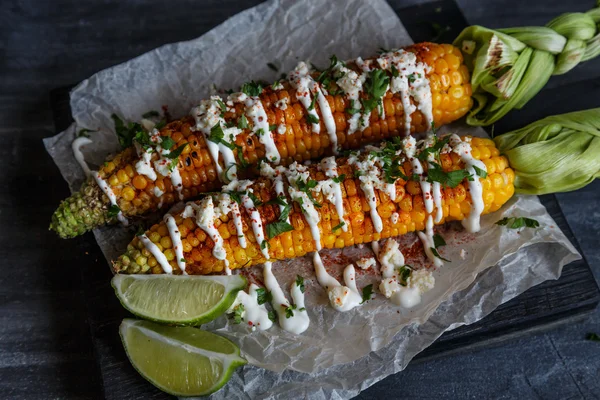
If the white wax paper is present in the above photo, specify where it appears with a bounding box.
[43,0,581,398]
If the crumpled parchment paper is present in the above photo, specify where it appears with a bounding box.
[43,0,581,398]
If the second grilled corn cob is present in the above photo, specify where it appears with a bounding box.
[51,42,473,238]
[113,135,513,275]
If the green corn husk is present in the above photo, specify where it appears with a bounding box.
[495,109,600,195]
[455,4,600,126]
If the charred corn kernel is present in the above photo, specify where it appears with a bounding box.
[122,187,135,201]
[109,175,120,186]
[114,135,515,275]
[132,175,147,190]
[117,169,129,183]
[52,43,473,239]
[149,231,161,243]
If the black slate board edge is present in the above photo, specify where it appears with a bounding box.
[48,0,600,397]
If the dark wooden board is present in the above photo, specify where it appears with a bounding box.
[48,0,600,398]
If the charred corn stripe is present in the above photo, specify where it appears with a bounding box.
[114,136,512,275]
[52,42,472,239]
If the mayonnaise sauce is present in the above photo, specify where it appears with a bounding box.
[72,136,92,177]
[228,284,273,331]
[450,135,487,233]
[164,214,187,274]
[92,171,128,226]
[139,234,172,274]
[263,262,309,334]
[416,215,444,268]
[312,252,363,312]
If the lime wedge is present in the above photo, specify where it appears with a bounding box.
[120,319,246,396]
[112,274,246,325]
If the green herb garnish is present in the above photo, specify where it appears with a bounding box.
[496,217,540,229]
[360,284,374,304]
[107,204,121,218]
[256,288,273,305]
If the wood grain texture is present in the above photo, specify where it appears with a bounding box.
[2,0,600,399]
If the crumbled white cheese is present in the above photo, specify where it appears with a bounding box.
[356,257,376,270]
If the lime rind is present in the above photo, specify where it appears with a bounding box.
[119,319,246,397]
[112,274,247,326]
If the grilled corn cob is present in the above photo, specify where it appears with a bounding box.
[52,43,473,239]
[113,135,513,275]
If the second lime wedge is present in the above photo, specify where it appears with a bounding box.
[112,274,246,325]
[120,319,246,396]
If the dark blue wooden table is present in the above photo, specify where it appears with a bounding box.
[1,0,599,398]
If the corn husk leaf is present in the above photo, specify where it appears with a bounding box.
[498,27,566,54]
[495,109,600,195]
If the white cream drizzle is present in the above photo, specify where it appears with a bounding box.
[191,96,241,182]
[182,197,227,263]
[228,284,273,331]
[243,95,280,163]
[263,262,309,334]
[374,240,436,308]
[312,252,363,312]
[164,214,187,274]
[377,49,433,133]
[139,234,172,274]
[450,135,487,233]
[92,171,128,226]
[317,157,347,231]
[417,215,444,268]
[288,62,338,152]
[229,199,247,248]
[72,136,92,177]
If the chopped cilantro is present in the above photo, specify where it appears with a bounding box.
[160,136,175,150]
[306,113,320,124]
[207,124,236,150]
[216,99,227,116]
[180,258,188,263]
[266,221,294,239]
[362,69,389,114]
[164,143,188,159]
[135,226,145,236]
[417,136,449,162]
[295,275,305,293]
[107,204,121,218]
[391,64,399,78]
[155,120,167,130]
[332,174,346,183]
[496,217,540,230]
[112,114,144,148]
[332,221,345,232]
[268,311,276,322]
[238,114,248,129]
[427,162,470,188]
[247,192,262,206]
[232,304,244,324]
[225,190,244,204]
[430,247,451,262]
[473,165,488,178]
[241,81,263,97]
[260,240,270,250]
[284,304,296,318]
[397,265,412,286]
[433,233,446,248]
[255,288,273,305]
[269,124,277,131]
[308,94,317,111]
[360,284,374,304]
